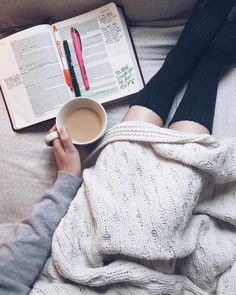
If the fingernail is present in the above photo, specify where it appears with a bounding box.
[60,126,66,134]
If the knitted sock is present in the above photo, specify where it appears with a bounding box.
[170,4,236,133]
[130,0,236,124]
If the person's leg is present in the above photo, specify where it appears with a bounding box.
[122,106,209,133]
[122,106,164,127]
[169,121,210,134]
[169,4,236,135]
[128,0,236,126]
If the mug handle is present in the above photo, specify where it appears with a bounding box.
[44,131,60,146]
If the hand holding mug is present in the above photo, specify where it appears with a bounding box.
[48,125,82,177]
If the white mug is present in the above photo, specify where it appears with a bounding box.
[44,97,107,146]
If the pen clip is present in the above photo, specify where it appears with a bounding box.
[78,32,82,51]
[74,28,82,51]
[56,40,63,57]
[63,40,72,63]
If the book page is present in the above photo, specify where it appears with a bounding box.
[53,2,143,104]
[0,25,71,129]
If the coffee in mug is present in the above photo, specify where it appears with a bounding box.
[65,108,102,143]
[44,97,107,146]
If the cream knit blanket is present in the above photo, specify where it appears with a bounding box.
[32,121,236,295]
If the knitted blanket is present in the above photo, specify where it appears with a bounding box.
[31,121,236,295]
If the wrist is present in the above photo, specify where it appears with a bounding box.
[58,165,82,178]
[58,170,82,179]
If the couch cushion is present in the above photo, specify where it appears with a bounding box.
[0,0,197,30]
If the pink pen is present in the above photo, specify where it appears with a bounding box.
[71,27,90,90]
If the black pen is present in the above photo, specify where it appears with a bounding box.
[63,40,81,97]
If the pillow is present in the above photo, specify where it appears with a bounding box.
[0,0,197,30]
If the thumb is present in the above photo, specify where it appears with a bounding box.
[59,126,75,152]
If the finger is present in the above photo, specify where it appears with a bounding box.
[59,126,75,153]
[49,124,57,133]
[52,138,65,155]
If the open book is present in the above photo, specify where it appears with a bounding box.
[0,2,144,130]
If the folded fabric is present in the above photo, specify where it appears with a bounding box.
[32,121,236,295]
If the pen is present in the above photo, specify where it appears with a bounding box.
[63,40,81,97]
[52,26,73,91]
[71,27,90,90]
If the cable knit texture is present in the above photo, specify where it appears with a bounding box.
[31,121,236,295]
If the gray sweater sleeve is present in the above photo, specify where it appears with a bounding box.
[0,171,82,295]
